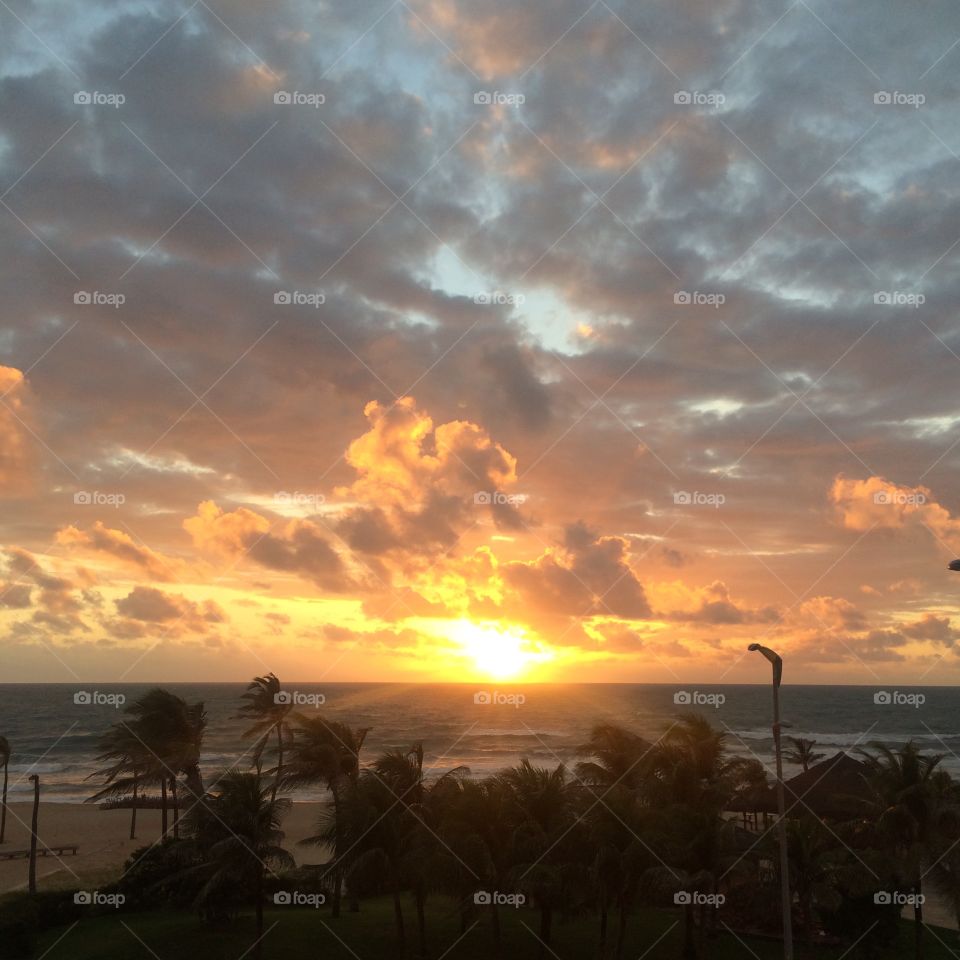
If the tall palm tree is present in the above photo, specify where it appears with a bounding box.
[126,689,207,838]
[784,737,824,773]
[857,742,949,960]
[86,721,152,839]
[185,771,293,960]
[372,743,470,959]
[237,674,292,803]
[0,736,9,844]
[284,717,369,918]
[499,760,584,958]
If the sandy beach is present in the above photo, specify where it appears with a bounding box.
[0,802,327,895]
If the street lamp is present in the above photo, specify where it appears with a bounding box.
[748,643,793,960]
[948,559,960,571]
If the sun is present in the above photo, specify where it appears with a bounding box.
[449,620,550,680]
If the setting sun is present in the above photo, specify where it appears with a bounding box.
[446,620,552,680]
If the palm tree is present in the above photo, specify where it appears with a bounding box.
[237,674,293,803]
[128,689,207,838]
[372,743,470,959]
[284,717,369,918]
[86,721,152,839]
[857,742,949,960]
[499,760,584,958]
[0,736,9,844]
[784,737,824,773]
[576,723,652,791]
[185,771,293,960]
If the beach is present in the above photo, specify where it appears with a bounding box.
[0,802,327,895]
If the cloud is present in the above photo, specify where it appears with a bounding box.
[830,475,960,544]
[0,366,33,494]
[55,522,184,581]
[114,585,226,632]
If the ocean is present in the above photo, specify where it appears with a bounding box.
[0,683,955,802]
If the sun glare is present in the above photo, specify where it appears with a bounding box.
[449,620,549,680]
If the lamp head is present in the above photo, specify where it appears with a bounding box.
[949,559,960,571]
[748,643,783,687]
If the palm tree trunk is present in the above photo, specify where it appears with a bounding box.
[539,905,552,958]
[130,770,138,840]
[255,865,264,960]
[272,725,283,804]
[914,880,924,960]
[392,878,406,947]
[170,777,180,839]
[598,889,608,959]
[331,784,342,919]
[0,758,7,844]
[415,884,428,959]
[615,899,628,960]
[160,777,168,838]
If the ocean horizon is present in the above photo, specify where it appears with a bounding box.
[1,681,954,803]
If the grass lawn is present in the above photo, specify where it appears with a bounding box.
[33,896,960,960]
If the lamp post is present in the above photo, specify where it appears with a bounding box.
[748,643,793,960]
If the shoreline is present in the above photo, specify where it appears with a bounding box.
[0,801,327,895]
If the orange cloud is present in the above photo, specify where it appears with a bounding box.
[830,474,960,544]
[55,522,183,581]
[0,366,33,494]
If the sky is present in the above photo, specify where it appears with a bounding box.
[1,0,960,685]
